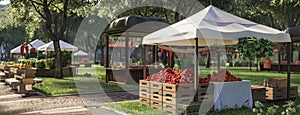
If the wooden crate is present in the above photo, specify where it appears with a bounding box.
[290,85,298,98]
[163,90,195,98]
[150,81,163,90]
[266,87,287,100]
[163,96,193,105]
[264,78,287,88]
[139,90,150,98]
[163,83,194,93]
[251,85,266,102]
[150,100,163,109]
[150,88,163,95]
[150,94,163,101]
[139,97,150,106]
[21,73,36,78]
[139,80,150,88]
[0,65,13,71]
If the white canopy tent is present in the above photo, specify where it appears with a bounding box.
[37,40,78,51]
[143,5,290,46]
[74,50,88,56]
[142,5,292,103]
[10,39,46,54]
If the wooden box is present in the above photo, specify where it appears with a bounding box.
[139,80,150,88]
[150,100,163,109]
[150,94,163,102]
[21,73,36,78]
[251,85,266,102]
[290,85,298,98]
[139,90,150,98]
[139,97,150,106]
[266,87,287,100]
[264,78,287,88]
[163,83,194,93]
[150,81,163,90]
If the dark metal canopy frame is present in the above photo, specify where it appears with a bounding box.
[285,27,300,100]
[104,16,169,84]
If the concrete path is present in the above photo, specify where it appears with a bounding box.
[0,81,138,115]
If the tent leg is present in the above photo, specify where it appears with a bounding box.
[194,38,199,102]
[287,42,291,100]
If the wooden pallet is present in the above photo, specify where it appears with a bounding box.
[163,83,194,93]
[139,97,150,106]
[150,100,163,109]
[139,80,150,88]
[251,85,266,102]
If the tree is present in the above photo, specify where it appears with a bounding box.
[253,39,274,72]
[8,0,98,78]
[236,37,257,71]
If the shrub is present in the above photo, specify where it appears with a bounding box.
[46,58,55,69]
[29,59,37,67]
[61,50,71,67]
[36,60,45,69]
[37,53,46,60]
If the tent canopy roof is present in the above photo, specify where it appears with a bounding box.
[74,50,88,56]
[142,5,291,46]
[107,16,169,35]
[10,39,46,54]
[37,40,78,51]
[284,27,300,42]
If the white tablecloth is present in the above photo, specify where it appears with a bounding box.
[212,80,253,111]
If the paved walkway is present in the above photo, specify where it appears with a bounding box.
[0,82,138,115]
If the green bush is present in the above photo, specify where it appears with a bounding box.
[46,58,55,69]
[29,59,37,67]
[36,60,45,69]
[47,52,55,58]
[37,53,46,60]
[61,50,71,67]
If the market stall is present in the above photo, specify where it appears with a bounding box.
[73,50,88,66]
[142,5,291,112]
[10,39,46,60]
[104,16,169,84]
[265,27,300,73]
[37,40,78,51]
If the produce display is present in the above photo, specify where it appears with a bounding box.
[0,62,14,65]
[145,68,242,84]
[199,69,242,83]
[13,64,32,68]
[144,68,194,85]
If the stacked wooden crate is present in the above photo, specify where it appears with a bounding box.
[198,83,214,111]
[162,83,194,114]
[9,68,37,93]
[149,81,163,109]
[251,85,266,102]
[264,78,298,100]
[139,80,150,106]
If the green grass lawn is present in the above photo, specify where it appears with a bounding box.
[33,66,138,96]
[103,99,300,115]
[33,66,300,95]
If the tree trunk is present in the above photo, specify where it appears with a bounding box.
[256,57,259,72]
[249,59,252,71]
[53,40,63,79]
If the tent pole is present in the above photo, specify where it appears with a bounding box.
[143,45,147,79]
[125,32,129,84]
[287,42,291,100]
[194,38,199,102]
[217,48,221,70]
[105,33,109,83]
